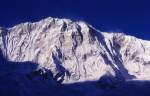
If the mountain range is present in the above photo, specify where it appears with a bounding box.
[0,17,150,96]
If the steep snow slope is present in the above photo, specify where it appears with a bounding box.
[0,17,150,83]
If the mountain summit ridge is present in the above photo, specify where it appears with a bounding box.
[0,17,150,83]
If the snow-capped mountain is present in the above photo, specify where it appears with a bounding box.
[0,17,150,84]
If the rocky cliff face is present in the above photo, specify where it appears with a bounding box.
[0,17,150,84]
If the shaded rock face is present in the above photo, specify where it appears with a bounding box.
[0,17,150,84]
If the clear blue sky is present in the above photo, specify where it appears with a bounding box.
[0,0,150,40]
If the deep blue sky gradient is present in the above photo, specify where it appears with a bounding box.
[0,0,150,40]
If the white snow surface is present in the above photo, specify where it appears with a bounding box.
[0,17,150,83]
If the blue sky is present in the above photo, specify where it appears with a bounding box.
[0,0,150,40]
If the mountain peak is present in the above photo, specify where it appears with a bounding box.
[0,17,150,84]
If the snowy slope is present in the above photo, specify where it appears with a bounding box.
[0,17,150,84]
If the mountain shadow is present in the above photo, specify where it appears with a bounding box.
[0,49,150,96]
[0,49,56,96]
[89,27,135,80]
